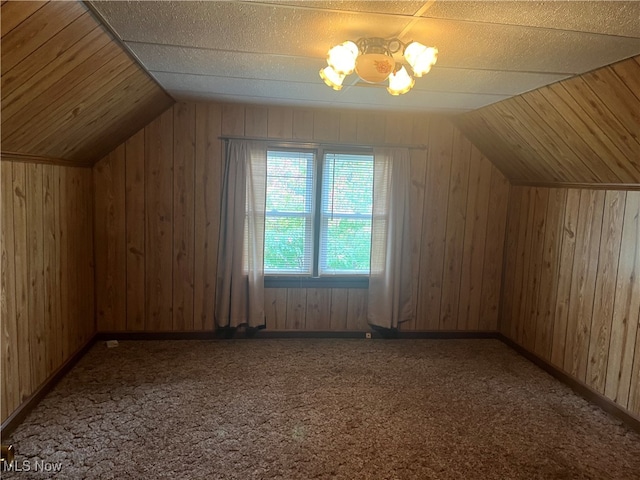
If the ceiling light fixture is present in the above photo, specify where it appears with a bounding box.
[319,37,437,95]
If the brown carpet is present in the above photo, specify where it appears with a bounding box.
[3,339,640,479]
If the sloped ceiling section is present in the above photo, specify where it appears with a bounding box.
[455,55,640,187]
[1,0,174,167]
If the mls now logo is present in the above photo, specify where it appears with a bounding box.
[2,459,63,473]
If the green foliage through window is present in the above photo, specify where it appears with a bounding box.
[264,149,373,276]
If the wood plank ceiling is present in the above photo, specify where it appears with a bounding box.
[455,55,640,187]
[1,0,174,167]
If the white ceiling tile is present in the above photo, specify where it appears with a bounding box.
[405,17,640,73]
[136,44,567,95]
[153,71,508,112]
[412,68,570,95]
[136,42,570,96]
[168,90,471,114]
[422,1,640,38]
[90,1,640,113]
[129,43,324,83]
[93,1,413,57]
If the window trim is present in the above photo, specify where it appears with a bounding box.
[264,143,373,286]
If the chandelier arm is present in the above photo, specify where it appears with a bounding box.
[387,38,406,54]
[354,37,412,55]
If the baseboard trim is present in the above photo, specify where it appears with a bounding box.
[96,330,500,340]
[497,334,640,434]
[96,331,219,341]
[1,334,98,437]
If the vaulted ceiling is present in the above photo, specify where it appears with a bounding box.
[1,1,639,188]
[455,55,640,186]
[1,0,173,166]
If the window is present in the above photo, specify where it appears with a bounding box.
[264,150,314,275]
[264,148,374,286]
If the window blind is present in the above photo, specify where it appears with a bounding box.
[320,153,374,275]
[264,150,315,274]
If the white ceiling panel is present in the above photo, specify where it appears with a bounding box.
[93,1,413,57]
[132,42,569,96]
[405,17,640,73]
[411,68,570,96]
[153,71,509,112]
[422,1,640,38]
[168,91,470,115]
[89,1,640,113]
[129,43,326,83]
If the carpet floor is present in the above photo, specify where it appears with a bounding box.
[3,339,640,479]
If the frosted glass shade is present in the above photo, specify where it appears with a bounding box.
[319,66,345,90]
[404,42,438,77]
[387,66,414,95]
[327,41,359,75]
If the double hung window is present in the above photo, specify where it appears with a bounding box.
[264,148,374,286]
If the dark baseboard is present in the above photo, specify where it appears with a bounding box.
[252,330,498,339]
[393,331,498,339]
[96,330,500,340]
[497,334,640,434]
[96,331,220,341]
[1,334,98,437]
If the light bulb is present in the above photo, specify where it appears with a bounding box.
[319,66,345,90]
[404,42,438,77]
[387,66,414,95]
[326,41,359,75]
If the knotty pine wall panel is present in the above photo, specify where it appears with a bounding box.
[1,160,94,424]
[501,187,640,417]
[94,102,510,333]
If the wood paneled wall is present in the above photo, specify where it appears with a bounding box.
[501,186,640,417]
[455,55,640,186]
[1,160,95,423]
[94,102,510,332]
[1,0,173,166]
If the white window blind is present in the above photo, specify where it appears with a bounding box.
[320,153,374,275]
[264,150,315,274]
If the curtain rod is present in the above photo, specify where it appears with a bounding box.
[219,135,427,151]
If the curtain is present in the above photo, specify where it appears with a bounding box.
[368,147,413,329]
[215,140,267,328]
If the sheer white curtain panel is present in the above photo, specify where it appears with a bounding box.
[368,147,413,329]
[215,140,267,328]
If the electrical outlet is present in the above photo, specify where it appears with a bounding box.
[365,332,372,339]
